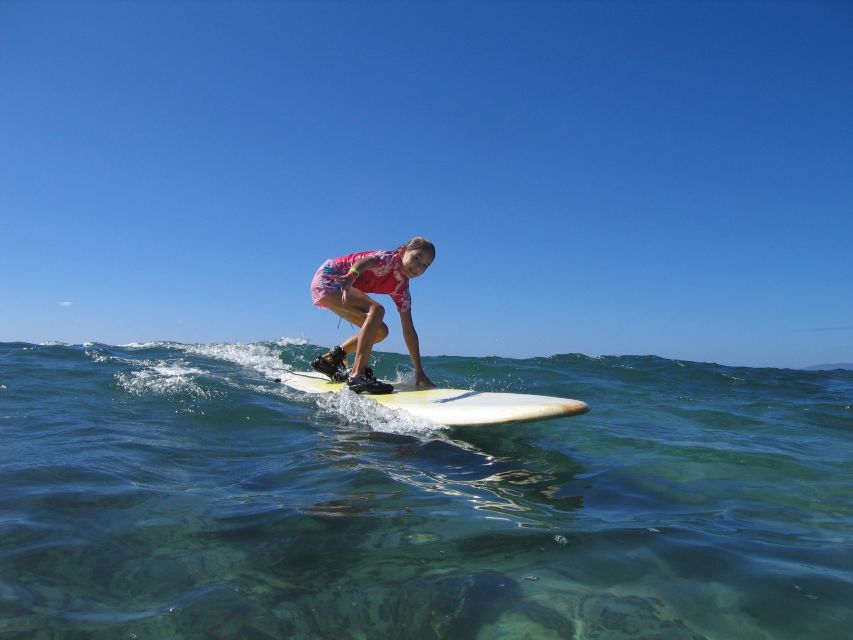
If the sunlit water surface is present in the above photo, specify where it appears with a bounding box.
[1,341,851,639]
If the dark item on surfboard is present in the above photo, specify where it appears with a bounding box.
[346,367,394,395]
[311,346,349,381]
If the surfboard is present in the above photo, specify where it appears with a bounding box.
[280,370,589,427]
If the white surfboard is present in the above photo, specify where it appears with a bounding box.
[281,371,588,427]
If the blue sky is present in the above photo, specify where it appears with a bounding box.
[1,1,851,369]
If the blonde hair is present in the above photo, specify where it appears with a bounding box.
[400,236,436,258]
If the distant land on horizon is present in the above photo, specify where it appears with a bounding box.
[804,363,853,371]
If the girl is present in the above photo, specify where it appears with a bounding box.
[309,237,436,394]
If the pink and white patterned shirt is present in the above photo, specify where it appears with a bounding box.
[311,249,412,313]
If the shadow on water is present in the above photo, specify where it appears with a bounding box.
[172,427,589,638]
[338,425,589,527]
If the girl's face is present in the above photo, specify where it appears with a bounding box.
[401,248,434,278]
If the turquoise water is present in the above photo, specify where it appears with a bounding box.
[1,340,851,639]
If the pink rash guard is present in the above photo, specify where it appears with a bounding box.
[310,249,412,313]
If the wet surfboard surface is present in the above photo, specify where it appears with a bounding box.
[281,370,589,427]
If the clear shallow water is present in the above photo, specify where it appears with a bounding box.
[1,340,851,639]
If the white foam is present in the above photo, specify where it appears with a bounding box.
[85,349,111,364]
[120,341,179,349]
[182,342,291,381]
[392,368,418,386]
[315,388,443,437]
[85,347,143,366]
[116,360,210,398]
[114,338,443,434]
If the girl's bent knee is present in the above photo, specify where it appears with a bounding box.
[377,323,389,341]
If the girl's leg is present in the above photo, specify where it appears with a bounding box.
[317,289,389,377]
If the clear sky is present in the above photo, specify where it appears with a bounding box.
[1,1,851,369]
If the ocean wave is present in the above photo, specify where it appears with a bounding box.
[115,360,213,399]
[181,341,292,382]
[2,340,852,639]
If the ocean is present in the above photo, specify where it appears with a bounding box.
[1,340,851,639]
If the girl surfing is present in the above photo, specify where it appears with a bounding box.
[309,237,436,394]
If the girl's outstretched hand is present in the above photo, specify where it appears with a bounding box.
[416,370,436,388]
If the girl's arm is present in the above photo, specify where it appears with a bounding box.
[399,309,435,388]
[331,256,378,303]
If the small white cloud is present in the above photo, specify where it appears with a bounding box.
[58,301,73,307]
